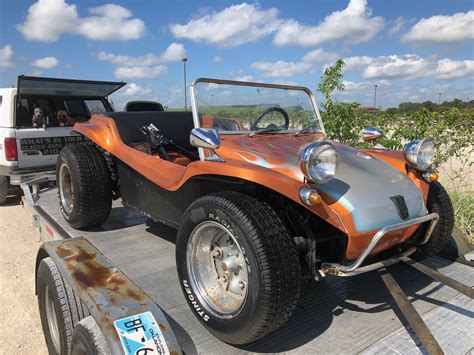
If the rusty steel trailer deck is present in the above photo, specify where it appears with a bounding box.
[23,180,474,354]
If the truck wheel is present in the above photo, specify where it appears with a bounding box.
[176,191,301,345]
[37,257,90,354]
[70,316,110,355]
[0,175,8,204]
[57,144,112,229]
[414,181,455,259]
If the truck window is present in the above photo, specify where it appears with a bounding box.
[84,100,107,115]
[15,98,30,127]
[65,100,88,118]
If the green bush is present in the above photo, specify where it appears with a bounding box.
[319,60,474,167]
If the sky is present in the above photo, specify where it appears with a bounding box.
[0,0,473,109]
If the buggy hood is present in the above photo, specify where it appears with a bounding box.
[218,135,427,233]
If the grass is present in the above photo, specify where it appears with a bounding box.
[449,189,474,243]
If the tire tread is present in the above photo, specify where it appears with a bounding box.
[415,181,454,259]
[184,191,301,344]
[57,144,112,228]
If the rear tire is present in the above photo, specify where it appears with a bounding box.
[0,175,8,204]
[176,191,301,345]
[70,316,110,355]
[57,144,112,229]
[414,181,454,259]
[37,257,90,354]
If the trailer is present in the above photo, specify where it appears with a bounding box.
[21,176,474,354]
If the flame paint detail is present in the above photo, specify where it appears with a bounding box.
[225,137,310,181]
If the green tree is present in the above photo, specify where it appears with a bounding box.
[317,59,365,146]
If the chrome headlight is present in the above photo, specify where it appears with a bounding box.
[299,142,338,184]
[403,139,435,170]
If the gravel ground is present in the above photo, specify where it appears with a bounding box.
[0,196,48,354]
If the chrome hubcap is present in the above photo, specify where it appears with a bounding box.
[186,221,248,319]
[45,285,60,351]
[59,163,74,214]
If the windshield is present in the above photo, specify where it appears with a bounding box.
[193,80,322,134]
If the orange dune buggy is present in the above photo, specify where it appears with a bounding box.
[56,78,453,345]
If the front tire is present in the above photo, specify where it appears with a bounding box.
[57,144,112,229]
[176,191,301,345]
[414,181,454,259]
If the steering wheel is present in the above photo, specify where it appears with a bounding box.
[250,107,290,131]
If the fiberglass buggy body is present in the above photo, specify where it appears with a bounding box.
[55,78,454,345]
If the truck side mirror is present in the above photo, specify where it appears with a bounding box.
[362,127,384,142]
[190,128,221,149]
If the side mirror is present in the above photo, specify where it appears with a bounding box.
[190,128,221,149]
[362,127,384,142]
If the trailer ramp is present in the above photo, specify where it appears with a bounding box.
[30,188,474,354]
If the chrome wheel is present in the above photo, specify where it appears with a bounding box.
[45,285,60,351]
[187,221,249,319]
[59,163,74,214]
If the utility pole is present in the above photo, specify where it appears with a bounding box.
[438,92,441,105]
[182,57,188,111]
[374,85,378,108]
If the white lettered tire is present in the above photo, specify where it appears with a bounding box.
[176,192,301,345]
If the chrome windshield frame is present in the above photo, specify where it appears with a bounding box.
[190,78,326,160]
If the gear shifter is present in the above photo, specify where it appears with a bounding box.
[140,124,170,160]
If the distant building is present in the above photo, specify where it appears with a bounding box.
[356,106,380,113]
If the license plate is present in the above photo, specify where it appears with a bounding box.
[114,311,170,355]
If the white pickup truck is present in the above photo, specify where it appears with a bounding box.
[0,75,125,203]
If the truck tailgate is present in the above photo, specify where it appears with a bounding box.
[15,127,86,169]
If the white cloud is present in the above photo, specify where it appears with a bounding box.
[213,56,223,63]
[343,54,474,81]
[160,43,186,62]
[32,56,59,69]
[97,43,185,66]
[0,45,14,71]
[251,48,339,78]
[251,60,312,78]
[402,10,474,43]
[361,54,431,80]
[170,3,281,47]
[204,83,221,91]
[273,0,385,46]
[218,90,232,97]
[97,52,160,67]
[342,80,368,91]
[388,16,405,36]
[77,4,145,41]
[341,79,389,92]
[97,43,185,80]
[114,65,167,80]
[434,59,474,80]
[342,55,373,72]
[301,48,339,63]
[17,0,145,42]
[121,83,152,96]
[234,75,253,82]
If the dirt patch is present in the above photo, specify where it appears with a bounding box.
[0,196,47,354]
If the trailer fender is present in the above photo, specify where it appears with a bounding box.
[39,237,182,354]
